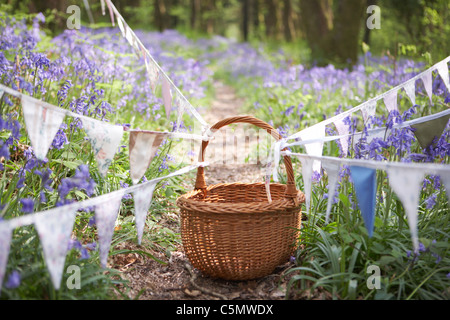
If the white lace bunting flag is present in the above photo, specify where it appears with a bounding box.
[34,210,76,290]
[333,117,350,156]
[144,56,160,94]
[421,70,433,105]
[22,96,66,161]
[129,130,167,184]
[403,81,416,106]
[95,191,124,268]
[0,223,12,291]
[322,160,341,223]
[297,124,325,174]
[383,89,398,114]
[100,0,106,15]
[161,76,173,119]
[361,100,377,124]
[297,156,314,212]
[436,61,450,93]
[105,0,115,26]
[132,182,157,244]
[81,117,124,177]
[440,172,450,202]
[387,167,425,252]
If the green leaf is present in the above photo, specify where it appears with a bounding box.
[377,255,397,266]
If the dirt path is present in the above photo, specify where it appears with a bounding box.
[111,82,303,300]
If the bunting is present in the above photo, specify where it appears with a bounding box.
[21,96,66,161]
[81,117,124,177]
[441,174,450,203]
[100,0,106,16]
[403,80,416,106]
[0,223,12,291]
[296,123,325,173]
[132,182,157,244]
[361,100,377,124]
[421,70,433,105]
[436,61,450,93]
[333,117,350,156]
[34,210,76,290]
[129,130,167,184]
[161,76,173,119]
[95,191,125,268]
[174,92,187,132]
[322,160,340,223]
[387,167,425,252]
[383,89,398,114]
[298,156,314,212]
[349,166,377,237]
[410,113,450,149]
[105,0,115,26]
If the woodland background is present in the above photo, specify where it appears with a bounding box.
[7,0,450,68]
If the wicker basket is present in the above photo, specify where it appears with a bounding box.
[176,115,305,280]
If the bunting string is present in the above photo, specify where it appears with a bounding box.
[105,0,210,130]
[286,56,450,141]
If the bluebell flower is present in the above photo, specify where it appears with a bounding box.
[20,198,34,213]
[5,270,21,289]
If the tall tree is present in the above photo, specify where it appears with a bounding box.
[299,0,366,67]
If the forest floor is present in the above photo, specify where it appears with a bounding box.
[110,82,326,300]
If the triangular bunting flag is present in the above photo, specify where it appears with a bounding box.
[95,191,124,268]
[441,173,450,203]
[129,131,166,184]
[161,76,172,119]
[363,128,390,145]
[361,101,377,124]
[0,223,12,291]
[132,182,157,244]
[383,89,398,114]
[297,156,314,212]
[174,93,186,132]
[22,96,66,160]
[322,161,340,224]
[436,61,450,93]
[349,166,377,237]
[117,16,126,37]
[297,124,325,173]
[403,81,416,106]
[144,57,159,93]
[333,117,350,156]
[105,0,115,26]
[387,167,425,252]
[100,0,106,15]
[81,117,124,177]
[34,210,76,290]
[124,25,140,57]
[421,70,433,105]
[410,114,450,149]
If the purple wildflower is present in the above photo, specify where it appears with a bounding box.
[5,270,21,289]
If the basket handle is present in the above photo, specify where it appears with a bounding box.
[195,115,298,201]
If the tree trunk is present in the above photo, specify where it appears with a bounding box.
[265,0,277,38]
[299,0,333,64]
[242,0,250,41]
[299,0,365,67]
[282,0,295,41]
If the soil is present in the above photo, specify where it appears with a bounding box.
[110,82,322,300]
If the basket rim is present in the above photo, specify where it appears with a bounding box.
[176,182,305,215]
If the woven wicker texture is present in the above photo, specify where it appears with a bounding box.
[176,115,305,280]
